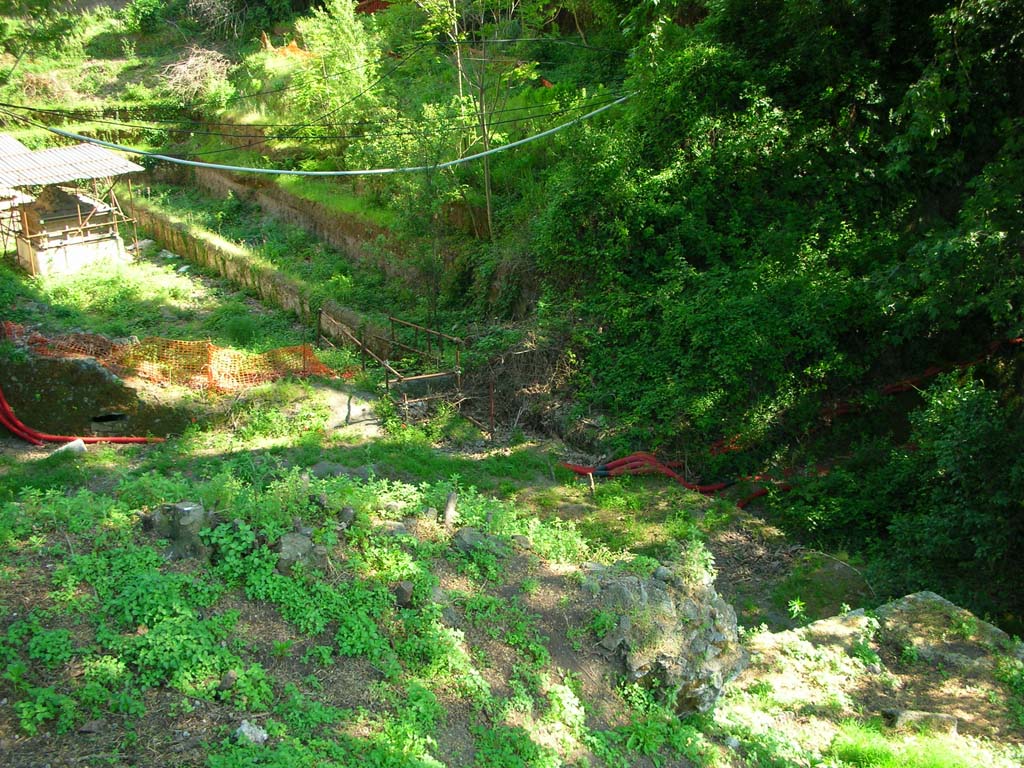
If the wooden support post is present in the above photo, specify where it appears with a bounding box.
[489,379,495,435]
[126,178,141,254]
[207,342,215,389]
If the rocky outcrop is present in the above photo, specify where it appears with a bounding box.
[591,557,747,713]
[452,526,509,557]
[142,501,216,561]
[874,591,1024,671]
[274,531,328,574]
[0,356,194,437]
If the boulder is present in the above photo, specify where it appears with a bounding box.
[393,580,415,608]
[884,708,958,735]
[275,532,327,574]
[452,527,508,556]
[235,720,268,745]
[337,506,356,530]
[593,555,747,713]
[374,520,409,537]
[875,591,1023,671]
[53,439,87,455]
[142,502,215,561]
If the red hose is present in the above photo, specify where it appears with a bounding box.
[0,396,44,445]
[563,339,1024,510]
[0,386,164,445]
[561,451,733,495]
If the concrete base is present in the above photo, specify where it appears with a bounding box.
[15,234,130,276]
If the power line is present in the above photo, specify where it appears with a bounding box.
[0,90,628,139]
[5,95,630,177]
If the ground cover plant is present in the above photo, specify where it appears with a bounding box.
[1,0,1024,764]
[3,254,1024,768]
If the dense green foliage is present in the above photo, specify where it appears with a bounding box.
[523,0,1024,618]
[1,0,1021,639]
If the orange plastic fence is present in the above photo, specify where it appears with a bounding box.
[1,321,341,392]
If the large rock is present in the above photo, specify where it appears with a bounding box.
[593,556,747,713]
[275,532,328,574]
[142,502,215,561]
[452,527,508,556]
[874,591,1024,671]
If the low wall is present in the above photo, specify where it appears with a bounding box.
[191,168,408,279]
[131,200,391,358]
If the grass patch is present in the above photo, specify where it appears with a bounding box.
[277,176,397,228]
[829,721,987,768]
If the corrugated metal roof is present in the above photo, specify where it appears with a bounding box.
[0,134,30,155]
[0,143,144,187]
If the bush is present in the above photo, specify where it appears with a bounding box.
[880,374,1024,610]
[123,0,177,33]
[161,46,235,107]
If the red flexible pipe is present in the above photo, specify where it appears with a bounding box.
[566,340,1024,509]
[561,451,732,494]
[0,386,164,445]
[0,399,43,445]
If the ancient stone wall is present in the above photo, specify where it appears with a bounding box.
[130,200,391,358]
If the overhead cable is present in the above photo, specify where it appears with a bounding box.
[26,95,630,176]
[0,91,627,140]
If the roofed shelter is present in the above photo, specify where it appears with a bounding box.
[0,137,144,276]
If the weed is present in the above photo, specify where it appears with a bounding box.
[26,628,74,670]
[590,610,618,640]
[15,687,78,735]
[472,724,559,768]
[567,626,587,652]
[900,644,920,665]
[514,578,538,598]
[851,638,882,668]
[546,682,586,735]
[615,554,661,578]
[850,616,882,667]
[995,656,1024,727]
[788,597,809,624]
[949,615,978,641]
[828,720,987,768]
[271,640,295,658]
[303,644,335,666]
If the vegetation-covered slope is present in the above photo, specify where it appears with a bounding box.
[0,0,1022,687]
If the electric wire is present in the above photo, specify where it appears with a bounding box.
[0,94,631,176]
[0,89,629,139]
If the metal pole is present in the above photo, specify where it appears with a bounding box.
[127,178,141,254]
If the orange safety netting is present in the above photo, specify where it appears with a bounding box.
[1,321,341,392]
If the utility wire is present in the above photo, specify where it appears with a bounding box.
[0,90,628,138]
[4,95,631,177]
[181,90,629,157]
